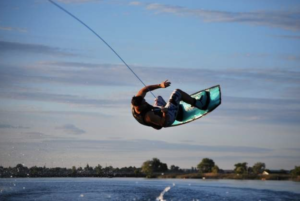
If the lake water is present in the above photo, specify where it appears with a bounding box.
[0,178,299,201]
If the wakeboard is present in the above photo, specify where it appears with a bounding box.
[170,85,221,127]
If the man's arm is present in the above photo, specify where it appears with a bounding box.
[135,80,171,98]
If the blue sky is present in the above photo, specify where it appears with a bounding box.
[0,0,299,170]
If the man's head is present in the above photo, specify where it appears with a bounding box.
[131,96,144,107]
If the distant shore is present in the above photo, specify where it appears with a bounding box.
[1,172,299,182]
[1,162,299,182]
[157,172,300,182]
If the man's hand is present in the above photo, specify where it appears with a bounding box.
[160,80,171,88]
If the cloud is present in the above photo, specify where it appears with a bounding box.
[272,35,300,40]
[0,90,125,108]
[284,148,300,152]
[0,62,136,88]
[0,60,299,124]
[137,139,272,153]
[1,88,299,124]
[38,138,272,153]
[0,26,27,33]
[0,41,77,57]
[0,124,29,129]
[231,52,300,62]
[129,1,141,6]
[282,55,300,61]
[218,96,300,124]
[196,154,300,161]
[130,2,300,31]
[1,138,297,169]
[3,61,299,88]
[28,110,112,118]
[56,0,100,3]
[1,61,299,91]
[0,61,299,124]
[56,124,86,135]
[146,3,183,14]
[22,132,51,139]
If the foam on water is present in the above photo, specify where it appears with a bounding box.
[156,186,171,201]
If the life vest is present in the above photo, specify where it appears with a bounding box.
[132,103,163,130]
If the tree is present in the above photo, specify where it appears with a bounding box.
[170,165,181,172]
[151,158,168,172]
[71,166,77,176]
[252,162,265,174]
[16,164,24,169]
[291,166,300,176]
[134,169,140,175]
[141,160,153,178]
[30,166,39,177]
[197,158,215,173]
[234,162,248,174]
[16,164,26,172]
[95,164,103,176]
[103,166,114,174]
[247,167,253,174]
[141,158,168,178]
[84,164,93,172]
[212,165,219,173]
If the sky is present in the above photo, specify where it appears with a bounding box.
[0,0,299,170]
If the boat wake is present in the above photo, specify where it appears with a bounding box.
[156,186,171,201]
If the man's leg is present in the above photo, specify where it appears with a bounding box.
[176,89,194,105]
[176,89,209,110]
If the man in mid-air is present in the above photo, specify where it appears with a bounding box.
[131,80,209,130]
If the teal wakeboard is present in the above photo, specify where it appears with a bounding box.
[170,85,221,127]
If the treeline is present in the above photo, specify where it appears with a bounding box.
[1,158,300,180]
[0,164,144,178]
[146,158,300,181]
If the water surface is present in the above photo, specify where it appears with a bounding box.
[0,178,299,201]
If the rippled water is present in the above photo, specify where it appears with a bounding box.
[0,178,299,201]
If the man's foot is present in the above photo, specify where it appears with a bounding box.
[194,91,210,110]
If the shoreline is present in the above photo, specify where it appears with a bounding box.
[158,173,300,182]
[1,174,299,182]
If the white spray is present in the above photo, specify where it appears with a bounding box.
[156,186,171,201]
